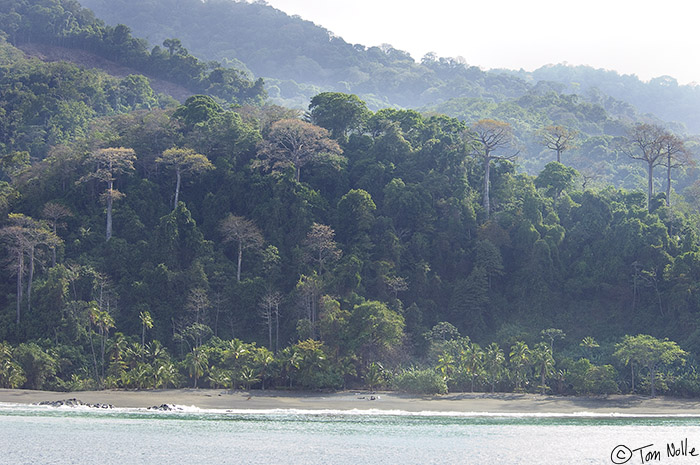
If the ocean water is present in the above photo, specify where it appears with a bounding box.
[1,403,700,464]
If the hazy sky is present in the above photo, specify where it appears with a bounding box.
[264,0,699,85]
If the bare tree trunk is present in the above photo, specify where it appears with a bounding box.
[51,224,57,267]
[631,363,635,393]
[27,245,34,315]
[647,162,654,210]
[106,181,113,241]
[666,153,672,207]
[540,368,546,395]
[16,249,23,325]
[214,295,220,337]
[89,327,98,383]
[100,327,106,384]
[174,169,181,210]
[275,303,279,354]
[237,240,242,282]
[311,292,317,339]
[268,311,273,350]
[483,156,491,218]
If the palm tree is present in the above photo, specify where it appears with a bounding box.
[89,305,114,387]
[154,360,178,389]
[207,367,232,389]
[128,363,152,389]
[460,341,484,393]
[532,342,555,395]
[437,352,456,385]
[483,343,504,393]
[364,362,385,391]
[509,341,531,392]
[0,342,25,388]
[254,348,275,390]
[186,347,208,388]
[238,366,260,391]
[580,336,600,361]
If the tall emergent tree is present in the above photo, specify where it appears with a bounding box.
[259,291,281,352]
[614,334,686,397]
[659,132,690,207]
[41,202,72,267]
[156,147,213,210]
[255,119,342,182]
[0,214,60,324]
[304,223,341,275]
[219,214,264,282]
[623,123,667,210]
[79,147,136,240]
[467,119,518,218]
[537,125,578,163]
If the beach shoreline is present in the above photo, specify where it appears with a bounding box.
[2,388,700,415]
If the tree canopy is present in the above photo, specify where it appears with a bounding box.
[0,0,700,397]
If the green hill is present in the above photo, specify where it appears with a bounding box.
[79,0,700,134]
[0,0,699,397]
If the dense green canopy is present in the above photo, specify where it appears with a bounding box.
[0,1,699,396]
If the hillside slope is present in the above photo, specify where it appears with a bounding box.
[79,0,700,133]
[17,42,193,101]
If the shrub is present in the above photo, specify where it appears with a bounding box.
[393,368,448,395]
[14,342,57,390]
[566,358,618,395]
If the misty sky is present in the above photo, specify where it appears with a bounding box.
[264,0,699,85]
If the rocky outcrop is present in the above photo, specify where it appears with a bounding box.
[36,398,113,409]
[147,404,188,411]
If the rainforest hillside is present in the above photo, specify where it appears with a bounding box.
[0,0,699,397]
[4,0,699,193]
[79,0,700,135]
[0,0,266,106]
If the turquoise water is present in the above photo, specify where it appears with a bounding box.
[1,404,700,464]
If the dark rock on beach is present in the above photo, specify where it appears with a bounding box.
[37,398,113,409]
[147,404,179,411]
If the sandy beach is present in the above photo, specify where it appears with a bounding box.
[2,388,700,414]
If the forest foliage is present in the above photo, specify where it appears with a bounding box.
[79,0,700,135]
[0,0,266,105]
[71,0,700,193]
[1,0,700,396]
